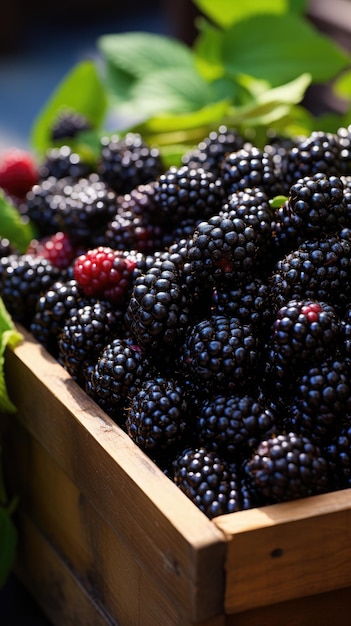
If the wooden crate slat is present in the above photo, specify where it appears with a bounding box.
[5,329,227,623]
[214,492,351,613]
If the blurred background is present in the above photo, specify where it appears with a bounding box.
[0,0,351,153]
[0,0,199,151]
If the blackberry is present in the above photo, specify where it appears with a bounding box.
[270,198,305,260]
[288,172,347,236]
[223,187,274,263]
[281,131,343,189]
[125,256,191,351]
[196,392,278,459]
[212,276,272,333]
[269,233,351,314]
[172,446,243,519]
[220,146,284,198]
[57,301,122,386]
[50,109,92,142]
[38,145,93,181]
[30,278,89,355]
[152,165,225,228]
[97,183,166,253]
[267,299,342,371]
[179,314,258,395]
[185,212,259,288]
[125,376,190,456]
[0,253,61,326]
[284,357,351,445]
[25,174,118,244]
[86,337,148,424]
[243,431,330,503]
[97,133,164,194]
[181,125,247,177]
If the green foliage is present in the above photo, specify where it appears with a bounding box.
[29,0,351,161]
[0,299,22,588]
[0,191,37,253]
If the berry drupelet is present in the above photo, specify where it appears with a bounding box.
[172,446,244,519]
[181,125,247,177]
[125,375,190,457]
[243,431,331,503]
[97,132,164,194]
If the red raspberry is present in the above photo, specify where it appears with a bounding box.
[27,232,82,270]
[74,246,137,304]
[0,147,38,199]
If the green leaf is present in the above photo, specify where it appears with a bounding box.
[135,99,230,136]
[30,60,107,155]
[98,31,196,112]
[98,31,195,79]
[193,19,225,82]
[0,507,17,588]
[333,69,351,103]
[221,14,350,88]
[270,195,288,208]
[0,300,23,414]
[0,191,37,253]
[193,0,307,29]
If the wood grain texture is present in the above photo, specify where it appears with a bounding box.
[214,491,351,613]
[4,328,227,624]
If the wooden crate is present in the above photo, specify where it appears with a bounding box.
[3,326,351,626]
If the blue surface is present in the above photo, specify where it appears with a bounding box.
[0,11,166,152]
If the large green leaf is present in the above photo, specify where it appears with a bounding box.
[0,191,37,253]
[30,60,107,155]
[220,14,350,87]
[193,0,307,29]
[98,31,196,109]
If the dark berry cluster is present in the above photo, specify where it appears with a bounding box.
[3,124,351,519]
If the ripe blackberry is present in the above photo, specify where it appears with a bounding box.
[196,392,278,459]
[125,376,190,456]
[125,256,190,351]
[97,183,166,253]
[243,431,330,503]
[288,172,347,236]
[185,212,259,288]
[86,337,148,424]
[269,233,351,314]
[284,357,351,445]
[0,253,61,326]
[152,165,225,228]
[38,145,93,181]
[25,173,118,244]
[73,246,137,305]
[223,187,274,263]
[281,131,342,188]
[220,146,284,198]
[179,314,258,395]
[270,198,305,260]
[58,301,122,386]
[30,278,89,356]
[181,125,247,177]
[267,299,342,371]
[97,133,164,194]
[50,109,92,142]
[212,276,272,333]
[172,446,243,519]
